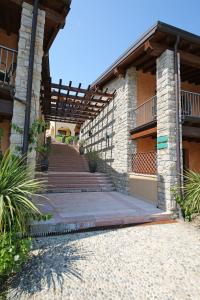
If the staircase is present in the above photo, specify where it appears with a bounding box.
[42,143,115,193]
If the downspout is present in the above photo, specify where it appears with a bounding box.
[22,0,39,157]
[174,36,183,204]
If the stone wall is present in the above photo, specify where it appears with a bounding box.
[10,1,45,167]
[81,67,137,193]
[156,49,182,211]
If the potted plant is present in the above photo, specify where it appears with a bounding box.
[79,139,85,155]
[36,143,51,171]
[86,149,99,173]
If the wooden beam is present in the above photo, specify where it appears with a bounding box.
[131,126,157,140]
[44,82,115,98]
[9,0,65,24]
[183,126,200,139]
[49,92,110,104]
[180,50,200,69]
[144,40,166,57]
[145,41,200,70]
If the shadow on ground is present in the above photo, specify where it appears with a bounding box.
[5,231,103,299]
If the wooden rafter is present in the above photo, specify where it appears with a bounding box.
[41,79,116,124]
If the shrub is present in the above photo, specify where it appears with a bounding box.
[55,135,63,142]
[0,232,31,278]
[173,170,200,221]
[65,136,73,144]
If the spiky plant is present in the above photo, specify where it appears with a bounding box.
[0,151,44,234]
[183,170,200,218]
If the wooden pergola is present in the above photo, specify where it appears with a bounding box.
[40,79,116,124]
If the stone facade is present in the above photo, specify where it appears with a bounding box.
[156,49,182,211]
[10,2,45,166]
[81,67,137,193]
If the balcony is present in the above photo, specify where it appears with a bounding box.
[134,95,157,129]
[133,90,200,133]
[181,90,200,122]
[131,152,157,175]
[0,45,17,88]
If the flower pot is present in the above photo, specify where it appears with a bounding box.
[88,160,97,173]
[41,158,49,172]
[79,146,84,155]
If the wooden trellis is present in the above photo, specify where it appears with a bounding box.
[40,79,116,124]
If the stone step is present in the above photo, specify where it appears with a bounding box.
[46,186,116,193]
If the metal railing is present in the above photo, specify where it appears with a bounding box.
[181,90,200,118]
[135,95,157,127]
[0,45,17,86]
[131,152,157,175]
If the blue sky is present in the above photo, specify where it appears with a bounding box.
[50,0,200,87]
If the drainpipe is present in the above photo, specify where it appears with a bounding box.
[174,36,183,202]
[22,0,39,157]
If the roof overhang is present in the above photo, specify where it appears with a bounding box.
[0,0,71,54]
[92,21,200,87]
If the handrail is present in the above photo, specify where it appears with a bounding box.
[0,45,17,85]
[0,44,17,53]
[181,90,200,118]
[134,95,157,127]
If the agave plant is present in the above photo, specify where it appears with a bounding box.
[184,170,200,217]
[0,151,44,234]
[174,170,200,220]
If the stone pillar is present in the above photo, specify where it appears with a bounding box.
[126,67,137,173]
[156,49,181,211]
[105,67,137,193]
[10,2,45,167]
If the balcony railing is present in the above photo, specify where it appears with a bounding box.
[0,45,17,86]
[135,95,157,128]
[181,90,200,118]
[131,152,157,175]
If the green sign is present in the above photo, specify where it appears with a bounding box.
[157,135,168,150]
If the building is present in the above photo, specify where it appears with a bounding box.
[1,5,200,213]
[80,22,200,211]
[0,0,71,164]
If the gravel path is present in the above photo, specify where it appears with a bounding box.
[7,222,200,300]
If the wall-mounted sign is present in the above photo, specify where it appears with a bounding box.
[157,135,168,150]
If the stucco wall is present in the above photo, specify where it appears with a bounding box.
[129,174,157,204]
[81,67,137,193]
[137,137,156,153]
[181,81,200,93]
[137,71,156,106]
[0,119,11,153]
[0,29,18,50]
[183,141,200,172]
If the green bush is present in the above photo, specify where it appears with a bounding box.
[0,232,31,278]
[55,135,63,142]
[173,170,200,221]
[65,136,73,144]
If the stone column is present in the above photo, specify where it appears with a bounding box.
[156,49,181,211]
[10,2,45,167]
[108,66,137,193]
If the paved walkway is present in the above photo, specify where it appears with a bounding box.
[32,192,171,233]
[7,222,200,299]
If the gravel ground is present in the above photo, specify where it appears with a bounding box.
[6,222,200,300]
